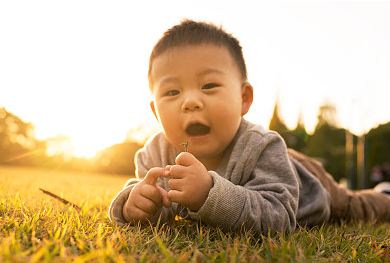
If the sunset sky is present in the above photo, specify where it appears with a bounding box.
[1,1,390,158]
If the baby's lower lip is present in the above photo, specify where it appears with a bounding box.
[187,133,210,141]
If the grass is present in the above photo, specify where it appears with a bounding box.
[1,165,390,262]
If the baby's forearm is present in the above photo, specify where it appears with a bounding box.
[187,171,298,234]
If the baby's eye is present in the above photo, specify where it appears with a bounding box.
[165,90,180,96]
[202,83,219,90]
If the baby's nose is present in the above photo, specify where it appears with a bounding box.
[184,104,201,111]
[182,96,203,112]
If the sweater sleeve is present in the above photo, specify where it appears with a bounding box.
[108,179,139,225]
[187,133,299,234]
[108,133,178,226]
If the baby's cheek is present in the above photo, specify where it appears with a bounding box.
[163,126,182,147]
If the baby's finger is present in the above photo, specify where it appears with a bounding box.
[130,208,153,221]
[139,184,163,205]
[168,165,187,179]
[167,189,184,205]
[135,195,160,214]
[123,199,152,222]
[143,167,169,185]
[168,178,184,191]
[175,152,198,167]
[158,186,171,208]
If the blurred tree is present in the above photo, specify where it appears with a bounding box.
[366,122,390,166]
[268,100,296,147]
[306,102,346,182]
[0,107,38,165]
[93,141,142,175]
[269,100,288,133]
[125,122,159,145]
[316,102,338,127]
[0,107,148,174]
[288,110,308,153]
[44,135,75,163]
[365,122,390,186]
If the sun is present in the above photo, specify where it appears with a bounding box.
[71,136,107,159]
[72,144,99,159]
[43,134,104,159]
[69,132,128,159]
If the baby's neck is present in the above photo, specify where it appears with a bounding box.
[199,153,224,171]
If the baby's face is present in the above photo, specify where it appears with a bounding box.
[150,44,250,164]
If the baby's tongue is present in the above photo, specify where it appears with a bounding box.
[186,123,210,136]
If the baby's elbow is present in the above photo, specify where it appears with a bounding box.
[256,218,296,236]
[253,209,297,235]
[275,212,297,234]
[271,197,298,234]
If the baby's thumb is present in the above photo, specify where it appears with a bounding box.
[175,152,196,167]
[158,186,171,208]
[144,167,168,185]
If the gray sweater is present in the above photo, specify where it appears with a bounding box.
[109,118,330,234]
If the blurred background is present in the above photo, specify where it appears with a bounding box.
[1,1,390,189]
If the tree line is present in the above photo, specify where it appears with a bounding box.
[0,107,143,176]
[1,105,389,188]
[269,102,390,188]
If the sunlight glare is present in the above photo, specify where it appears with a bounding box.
[1,1,390,153]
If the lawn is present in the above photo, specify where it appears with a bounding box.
[1,165,389,262]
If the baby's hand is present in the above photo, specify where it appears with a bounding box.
[168,152,213,211]
[123,167,171,223]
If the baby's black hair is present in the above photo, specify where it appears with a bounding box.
[148,19,247,84]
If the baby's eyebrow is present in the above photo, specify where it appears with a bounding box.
[157,68,226,87]
[158,76,179,87]
[197,68,226,77]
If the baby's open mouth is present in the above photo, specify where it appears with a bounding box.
[185,123,210,136]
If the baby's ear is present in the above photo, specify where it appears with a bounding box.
[150,101,159,121]
[241,82,253,116]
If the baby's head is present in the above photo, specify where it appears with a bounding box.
[148,20,253,169]
[148,20,248,86]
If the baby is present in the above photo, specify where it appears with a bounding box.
[109,20,390,234]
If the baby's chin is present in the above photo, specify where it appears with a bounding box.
[190,146,225,159]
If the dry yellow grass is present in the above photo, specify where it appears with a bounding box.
[0,165,129,207]
[1,165,390,262]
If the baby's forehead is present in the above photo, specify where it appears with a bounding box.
[153,43,236,69]
[149,44,238,86]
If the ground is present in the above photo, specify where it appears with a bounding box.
[1,165,389,262]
